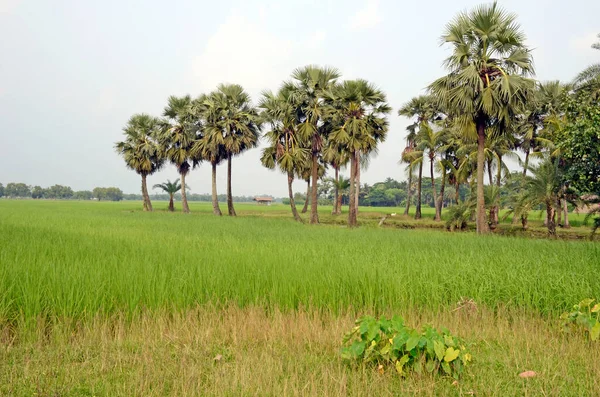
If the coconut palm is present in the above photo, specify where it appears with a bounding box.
[429,2,536,234]
[259,84,309,222]
[115,114,164,212]
[415,120,447,221]
[327,79,390,227]
[153,179,184,212]
[204,84,261,216]
[398,95,440,219]
[160,95,198,214]
[290,65,341,224]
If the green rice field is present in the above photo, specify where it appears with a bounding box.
[0,200,599,396]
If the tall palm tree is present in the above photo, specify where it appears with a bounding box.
[160,95,198,214]
[398,95,439,220]
[323,138,350,215]
[415,120,447,221]
[153,178,183,212]
[291,65,341,224]
[259,85,309,222]
[429,2,535,234]
[520,158,563,236]
[327,79,390,227]
[115,114,164,212]
[573,33,600,99]
[204,84,261,216]
[191,94,226,216]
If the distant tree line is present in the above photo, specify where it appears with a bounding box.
[0,183,123,201]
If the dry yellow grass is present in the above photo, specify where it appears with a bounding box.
[1,305,599,396]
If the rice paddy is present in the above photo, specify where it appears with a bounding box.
[0,200,599,396]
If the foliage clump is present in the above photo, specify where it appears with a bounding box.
[341,316,471,379]
[561,299,600,341]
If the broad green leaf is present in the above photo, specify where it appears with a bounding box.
[434,340,445,361]
[444,335,455,347]
[350,341,366,357]
[380,344,391,355]
[406,334,420,351]
[591,304,600,313]
[425,360,436,373]
[579,298,594,308]
[441,361,451,374]
[444,347,460,362]
[591,321,600,341]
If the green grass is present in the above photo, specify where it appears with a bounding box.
[0,200,597,321]
[1,200,599,396]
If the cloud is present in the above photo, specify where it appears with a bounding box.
[190,12,293,99]
[348,0,382,31]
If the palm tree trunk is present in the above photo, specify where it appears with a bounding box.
[310,153,319,224]
[487,158,493,186]
[415,160,423,220]
[332,166,339,215]
[563,197,570,228]
[522,149,530,177]
[493,155,502,227]
[301,180,309,213]
[431,154,440,221]
[476,121,489,234]
[348,152,358,227]
[211,161,222,216]
[436,167,446,221]
[141,174,152,212]
[168,194,174,212]
[180,172,190,213]
[288,171,302,222]
[546,202,556,236]
[227,154,236,216]
[337,192,343,214]
[556,199,562,226]
[455,182,460,204]
[404,169,412,216]
[355,152,361,215]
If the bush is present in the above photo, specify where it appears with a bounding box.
[561,299,600,341]
[341,316,471,379]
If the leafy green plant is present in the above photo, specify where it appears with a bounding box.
[445,200,475,231]
[561,299,600,341]
[341,316,471,379]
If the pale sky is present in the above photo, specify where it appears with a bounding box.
[1,0,598,196]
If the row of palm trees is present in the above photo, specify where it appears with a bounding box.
[116,66,390,227]
[116,3,598,234]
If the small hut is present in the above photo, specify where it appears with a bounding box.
[253,196,273,206]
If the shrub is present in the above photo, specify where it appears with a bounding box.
[561,299,600,341]
[341,316,471,379]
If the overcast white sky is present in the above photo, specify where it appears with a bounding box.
[1,0,598,196]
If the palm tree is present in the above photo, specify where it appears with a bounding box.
[291,65,341,224]
[415,120,447,221]
[519,158,563,236]
[327,79,390,227]
[573,33,600,99]
[160,95,198,214]
[190,94,226,216]
[429,2,535,234]
[398,95,439,220]
[328,175,350,214]
[259,85,309,222]
[115,114,164,212]
[204,84,261,216]
[153,179,183,212]
[323,138,350,215]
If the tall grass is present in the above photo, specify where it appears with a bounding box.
[0,200,598,322]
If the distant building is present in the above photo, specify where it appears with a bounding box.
[253,196,273,205]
